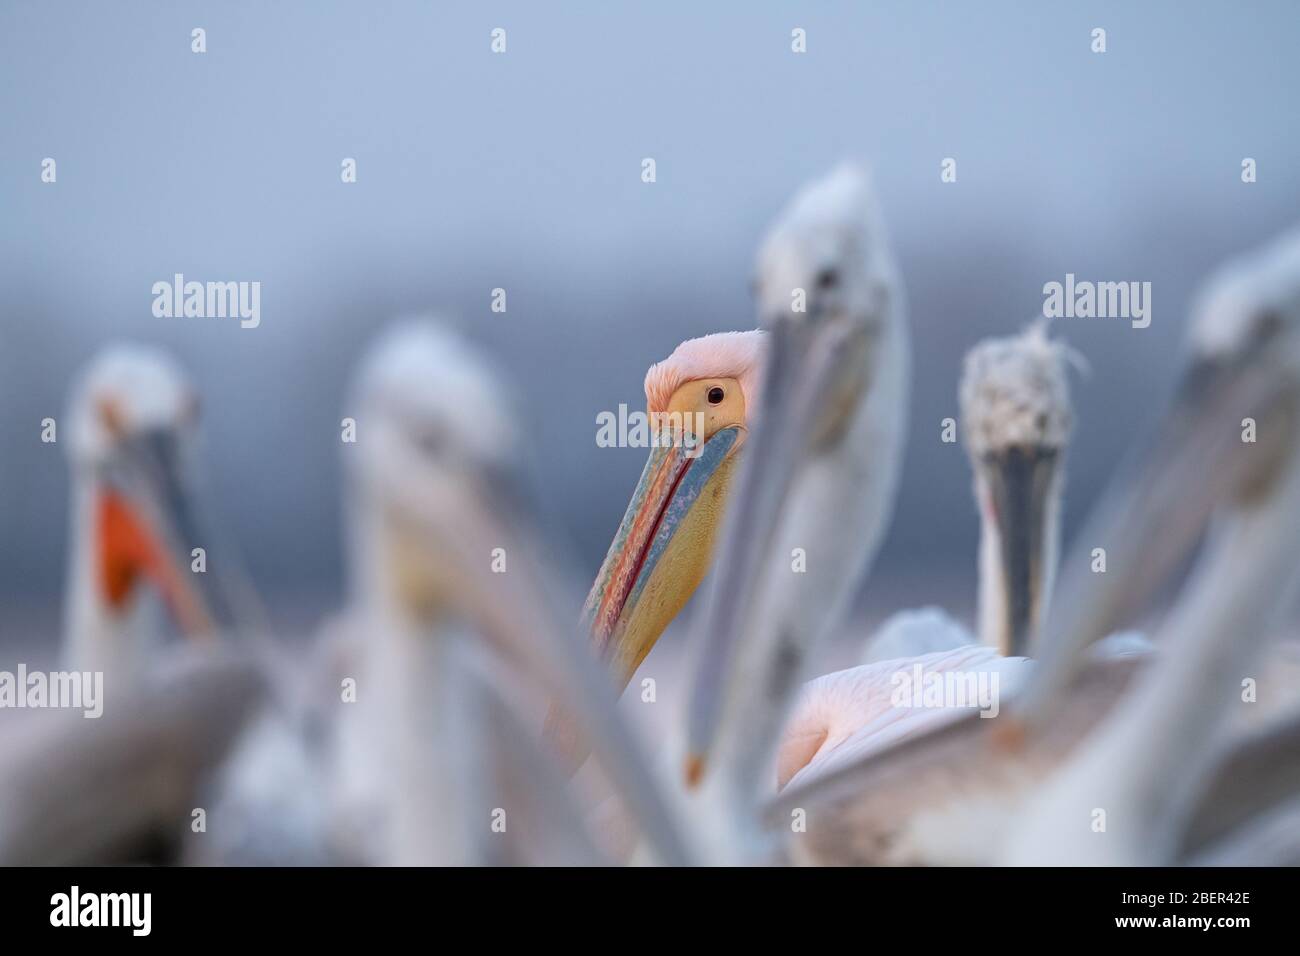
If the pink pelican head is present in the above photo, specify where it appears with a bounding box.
[580,330,767,691]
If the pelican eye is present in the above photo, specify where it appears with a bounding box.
[411,424,446,456]
[815,268,840,291]
[707,386,725,405]
[1254,310,1284,345]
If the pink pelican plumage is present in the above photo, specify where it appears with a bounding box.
[771,227,1300,865]
[681,164,909,855]
[561,164,911,861]
[782,325,1082,788]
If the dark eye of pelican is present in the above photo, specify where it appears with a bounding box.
[815,268,839,291]
[1255,310,1283,345]
[412,425,444,455]
[707,386,725,405]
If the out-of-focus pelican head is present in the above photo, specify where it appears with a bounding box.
[754,163,894,323]
[750,162,899,455]
[349,322,696,863]
[582,331,766,690]
[1187,231,1300,372]
[345,319,524,624]
[1176,228,1300,506]
[66,345,219,638]
[961,323,1078,657]
[1021,228,1300,716]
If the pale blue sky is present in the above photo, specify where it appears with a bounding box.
[3,2,1298,628]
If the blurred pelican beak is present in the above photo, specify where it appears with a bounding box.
[98,429,224,639]
[385,460,695,865]
[978,446,1059,658]
[1016,351,1294,723]
[684,313,870,786]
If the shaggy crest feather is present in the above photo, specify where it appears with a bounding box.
[960,321,1081,456]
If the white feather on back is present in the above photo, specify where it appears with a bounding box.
[860,606,974,664]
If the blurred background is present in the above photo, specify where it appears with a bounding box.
[3,1,1300,660]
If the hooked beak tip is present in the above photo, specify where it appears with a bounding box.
[990,715,1028,753]
[683,753,706,789]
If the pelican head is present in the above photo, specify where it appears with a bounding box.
[64,345,221,651]
[351,320,695,863]
[581,330,766,691]
[1022,228,1300,715]
[345,319,524,624]
[754,163,895,328]
[961,323,1077,657]
[1176,229,1300,506]
[750,162,899,455]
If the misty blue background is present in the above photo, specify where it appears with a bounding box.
[3,1,1299,643]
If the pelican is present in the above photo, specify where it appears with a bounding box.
[782,325,1080,787]
[561,165,908,861]
[862,322,1079,664]
[61,346,229,680]
[3,346,262,864]
[1003,226,1300,864]
[679,164,908,834]
[204,320,690,866]
[960,322,1077,658]
[770,226,1300,865]
[563,328,766,706]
